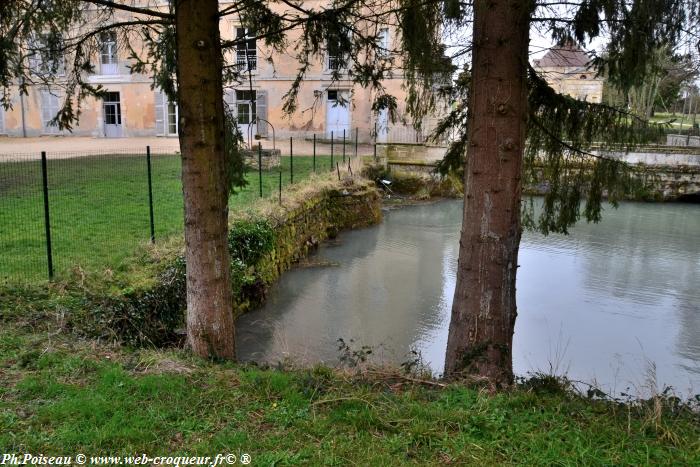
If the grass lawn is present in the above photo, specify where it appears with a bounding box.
[1,323,698,464]
[0,154,335,283]
[648,112,699,130]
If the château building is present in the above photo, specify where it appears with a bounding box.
[0,1,444,144]
[533,43,604,103]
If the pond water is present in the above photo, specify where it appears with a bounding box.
[236,199,700,395]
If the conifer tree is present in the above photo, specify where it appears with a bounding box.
[435,0,699,385]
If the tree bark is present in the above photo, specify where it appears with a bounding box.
[444,0,531,386]
[175,0,236,359]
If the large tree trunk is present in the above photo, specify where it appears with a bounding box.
[175,0,236,359]
[444,0,531,386]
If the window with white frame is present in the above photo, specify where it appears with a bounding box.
[326,31,347,71]
[165,100,178,135]
[236,28,257,71]
[235,90,256,124]
[100,31,118,75]
[29,34,65,76]
[377,28,389,57]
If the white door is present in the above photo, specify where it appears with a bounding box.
[103,92,123,137]
[376,108,389,143]
[235,90,257,145]
[326,90,350,139]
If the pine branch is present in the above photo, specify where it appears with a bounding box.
[82,0,174,20]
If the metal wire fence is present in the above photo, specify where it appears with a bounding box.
[0,134,373,283]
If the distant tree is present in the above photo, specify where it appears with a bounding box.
[609,47,700,118]
[654,54,699,114]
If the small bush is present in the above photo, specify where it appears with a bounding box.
[228,219,276,265]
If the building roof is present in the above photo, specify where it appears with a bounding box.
[534,43,593,69]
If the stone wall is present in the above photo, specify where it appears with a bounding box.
[521,164,700,201]
[386,159,700,202]
[667,134,700,147]
[377,143,446,163]
[235,179,382,314]
[242,148,282,169]
[646,166,700,200]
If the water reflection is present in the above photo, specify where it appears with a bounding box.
[236,202,462,366]
[236,200,700,395]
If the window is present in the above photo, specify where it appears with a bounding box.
[103,92,121,125]
[29,34,65,76]
[100,32,118,75]
[327,90,349,106]
[166,101,178,135]
[235,90,256,124]
[377,28,389,57]
[0,106,5,134]
[236,28,257,71]
[326,32,347,70]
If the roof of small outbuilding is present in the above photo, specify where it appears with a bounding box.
[534,43,593,69]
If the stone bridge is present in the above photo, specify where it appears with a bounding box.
[382,144,700,201]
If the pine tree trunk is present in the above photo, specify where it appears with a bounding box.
[175,0,236,359]
[444,0,531,386]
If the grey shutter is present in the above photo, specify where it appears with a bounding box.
[0,107,4,134]
[41,90,58,134]
[256,90,268,137]
[223,89,235,114]
[154,91,165,135]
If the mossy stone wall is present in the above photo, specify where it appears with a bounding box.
[234,183,382,314]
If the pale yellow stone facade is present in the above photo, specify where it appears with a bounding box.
[0,1,426,144]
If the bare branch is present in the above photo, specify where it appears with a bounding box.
[82,0,174,20]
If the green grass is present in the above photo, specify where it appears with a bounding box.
[1,325,698,464]
[648,112,699,130]
[0,154,335,282]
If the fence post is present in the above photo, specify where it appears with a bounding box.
[258,143,263,197]
[336,162,341,181]
[290,136,293,184]
[330,131,334,171]
[355,127,359,158]
[40,151,54,280]
[279,171,282,205]
[146,146,155,243]
[342,129,346,163]
[313,134,316,173]
[373,121,377,161]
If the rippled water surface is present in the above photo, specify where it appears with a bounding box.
[236,200,700,394]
